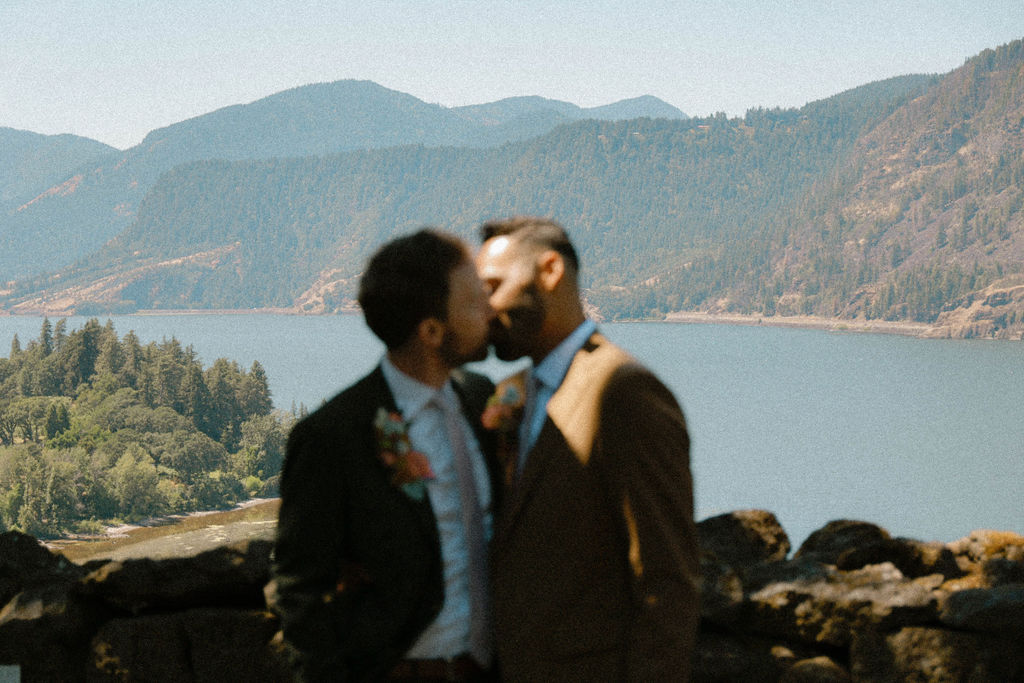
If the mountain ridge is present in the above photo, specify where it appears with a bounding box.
[0,81,684,281]
[5,40,1024,338]
[0,128,116,209]
[2,74,935,311]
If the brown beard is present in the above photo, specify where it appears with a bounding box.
[490,283,545,362]
[439,326,489,367]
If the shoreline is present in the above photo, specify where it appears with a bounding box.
[96,496,277,538]
[0,307,1003,341]
[660,311,936,337]
[4,307,937,335]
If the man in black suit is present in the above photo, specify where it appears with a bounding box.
[271,229,499,682]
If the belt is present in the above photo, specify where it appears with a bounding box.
[387,654,488,681]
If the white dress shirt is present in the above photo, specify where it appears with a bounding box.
[380,357,493,660]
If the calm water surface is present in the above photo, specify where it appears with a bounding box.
[3,314,1022,547]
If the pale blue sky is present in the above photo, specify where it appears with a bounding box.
[3,1,1023,149]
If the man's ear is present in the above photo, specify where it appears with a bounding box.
[537,250,565,292]
[416,317,445,349]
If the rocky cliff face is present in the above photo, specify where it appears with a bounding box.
[1,511,1021,681]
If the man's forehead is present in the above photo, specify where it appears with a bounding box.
[480,235,514,260]
[481,234,541,264]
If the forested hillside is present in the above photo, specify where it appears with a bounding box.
[607,41,1024,333]
[0,319,293,538]
[746,39,1024,328]
[0,81,681,280]
[6,73,936,312]
[5,40,1024,337]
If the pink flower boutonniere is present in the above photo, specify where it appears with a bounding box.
[482,381,525,485]
[374,407,435,501]
[482,382,525,433]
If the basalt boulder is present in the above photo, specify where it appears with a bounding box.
[0,530,85,606]
[698,509,791,568]
[77,539,273,614]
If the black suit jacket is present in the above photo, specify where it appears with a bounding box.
[271,365,496,682]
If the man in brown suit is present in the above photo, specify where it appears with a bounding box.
[476,217,700,682]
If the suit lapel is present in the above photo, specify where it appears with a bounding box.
[360,365,439,534]
[545,334,605,466]
[451,370,488,449]
[496,333,606,540]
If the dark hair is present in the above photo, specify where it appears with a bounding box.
[357,229,468,349]
[479,216,579,274]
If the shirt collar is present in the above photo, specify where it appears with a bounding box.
[380,355,447,420]
[532,319,597,392]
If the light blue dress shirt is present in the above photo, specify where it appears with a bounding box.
[518,319,598,470]
[380,357,492,660]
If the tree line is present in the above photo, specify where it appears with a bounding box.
[0,318,295,538]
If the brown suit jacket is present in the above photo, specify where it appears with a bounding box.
[491,332,699,682]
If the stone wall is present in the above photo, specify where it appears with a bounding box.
[694,511,1023,681]
[1,511,1022,681]
[0,532,291,682]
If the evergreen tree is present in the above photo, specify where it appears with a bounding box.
[120,331,144,388]
[44,402,70,439]
[241,361,272,417]
[94,332,125,378]
[39,318,53,357]
[181,363,213,434]
[53,319,67,352]
[204,358,243,449]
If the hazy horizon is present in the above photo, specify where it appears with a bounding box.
[3,1,1022,149]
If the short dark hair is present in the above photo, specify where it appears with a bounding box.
[479,216,579,274]
[357,229,468,349]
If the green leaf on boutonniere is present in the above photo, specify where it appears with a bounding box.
[374,407,435,500]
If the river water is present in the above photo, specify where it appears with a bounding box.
[3,313,1022,547]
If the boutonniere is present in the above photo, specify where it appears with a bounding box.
[481,382,524,433]
[374,408,435,501]
[483,381,525,486]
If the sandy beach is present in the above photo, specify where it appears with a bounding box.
[48,498,281,563]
